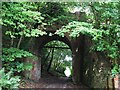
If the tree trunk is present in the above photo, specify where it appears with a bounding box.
[44,48,52,63]
[17,34,23,49]
[47,48,54,72]
[11,38,14,47]
[42,48,52,69]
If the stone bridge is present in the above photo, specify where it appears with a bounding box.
[24,12,111,88]
[25,30,85,84]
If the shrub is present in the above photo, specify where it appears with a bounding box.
[0,68,20,90]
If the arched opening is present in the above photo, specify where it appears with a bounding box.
[27,34,83,85]
[40,40,72,79]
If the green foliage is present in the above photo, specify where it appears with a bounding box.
[56,21,103,38]
[56,21,120,76]
[39,2,76,27]
[93,2,119,24]
[2,48,35,73]
[2,48,33,61]
[80,2,119,28]
[15,62,33,73]
[0,68,20,90]
[111,64,120,77]
[40,2,65,18]
[2,2,47,39]
[47,15,76,26]
[93,25,120,59]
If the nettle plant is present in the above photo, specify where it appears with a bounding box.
[56,21,120,77]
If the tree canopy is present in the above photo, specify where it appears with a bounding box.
[1,2,120,89]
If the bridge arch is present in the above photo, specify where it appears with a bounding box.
[38,34,72,51]
[25,32,85,84]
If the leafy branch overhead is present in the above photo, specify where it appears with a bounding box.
[55,21,104,38]
[56,21,120,61]
[2,2,47,39]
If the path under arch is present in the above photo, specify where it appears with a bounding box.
[20,74,89,89]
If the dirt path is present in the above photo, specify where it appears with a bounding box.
[20,75,89,89]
